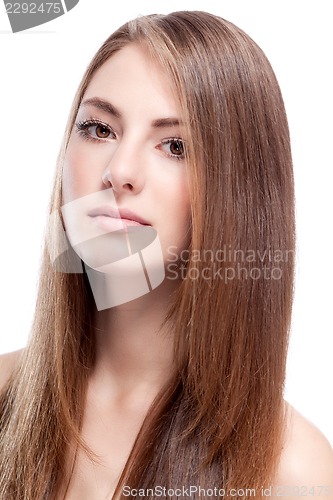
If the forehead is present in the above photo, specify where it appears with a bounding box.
[82,44,180,118]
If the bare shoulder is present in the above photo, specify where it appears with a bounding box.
[273,401,333,499]
[0,349,24,391]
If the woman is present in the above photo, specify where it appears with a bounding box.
[0,10,332,500]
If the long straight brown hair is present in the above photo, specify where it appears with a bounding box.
[0,11,295,499]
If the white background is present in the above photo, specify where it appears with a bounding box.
[0,1,332,445]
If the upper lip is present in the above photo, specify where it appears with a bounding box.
[88,206,150,226]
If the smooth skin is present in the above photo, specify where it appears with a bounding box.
[1,45,333,499]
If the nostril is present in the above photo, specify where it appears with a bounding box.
[102,171,113,188]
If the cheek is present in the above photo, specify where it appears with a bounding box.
[177,190,191,248]
[170,172,191,229]
[154,170,191,253]
[62,139,104,205]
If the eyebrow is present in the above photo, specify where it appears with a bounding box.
[81,97,183,129]
[82,97,121,119]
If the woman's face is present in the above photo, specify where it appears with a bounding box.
[62,43,190,274]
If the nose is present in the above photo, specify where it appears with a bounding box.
[101,138,145,195]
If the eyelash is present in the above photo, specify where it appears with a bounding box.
[75,119,185,161]
[75,119,116,142]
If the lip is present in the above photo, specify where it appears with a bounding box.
[88,206,151,226]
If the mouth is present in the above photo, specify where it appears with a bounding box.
[88,206,151,228]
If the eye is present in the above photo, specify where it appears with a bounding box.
[95,124,112,139]
[75,119,116,142]
[159,138,185,160]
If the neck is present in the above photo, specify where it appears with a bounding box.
[90,275,179,402]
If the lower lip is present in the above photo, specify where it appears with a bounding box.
[90,215,146,232]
